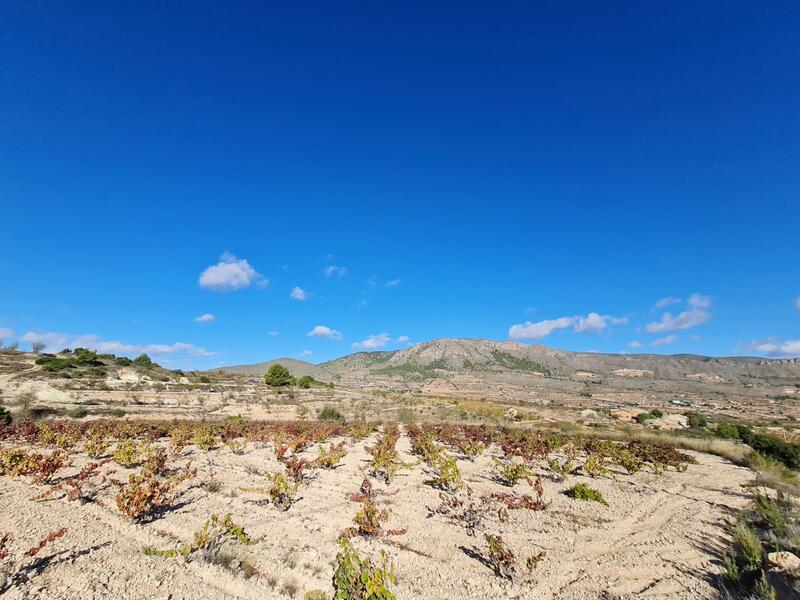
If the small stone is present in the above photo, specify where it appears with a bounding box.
[767,551,800,573]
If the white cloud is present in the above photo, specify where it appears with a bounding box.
[573,313,628,334]
[509,311,627,340]
[645,294,712,333]
[689,334,701,342]
[193,313,215,323]
[651,334,677,347]
[397,335,410,343]
[267,331,279,336]
[355,299,368,309]
[290,286,308,301]
[307,325,342,340]
[0,327,14,340]
[298,349,312,358]
[509,317,577,340]
[352,333,391,350]
[20,331,213,357]
[687,293,712,309]
[199,252,267,292]
[628,340,642,348]
[324,265,347,278]
[748,338,800,357]
[654,297,681,309]
[366,275,377,287]
[795,297,800,310]
[385,278,401,287]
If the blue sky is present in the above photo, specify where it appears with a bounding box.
[1,2,799,369]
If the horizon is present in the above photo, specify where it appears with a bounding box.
[2,2,799,369]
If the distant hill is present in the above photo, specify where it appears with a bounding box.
[211,358,329,379]
[212,338,800,384]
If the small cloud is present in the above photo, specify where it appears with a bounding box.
[267,331,279,336]
[0,327,14,340]
[509,317,577,340]
[307,325,342,340]
[355,299,368,309]
[385,278,401,288]
[689,334,701,342]
[628,340,642,348]
[795,297,800,310]
[525,307,536,315]
[198,252,267,292]
[324,265,347,278]
[573,313,628,334]
[366,275,377,287]
[651,334,677,347]
[193,313,215,323]
[290,286,308,301]
[688,293,712,309]
[645,294,712,333]
[352,333,391,350]
[748,338,800,357]
[298,349,312,358]
[654,296,681,309]
[396,335,410,343]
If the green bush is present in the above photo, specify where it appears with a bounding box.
[317,405,344,422]
[564,483,607,505]
[715,421,739,439]
[738,426,800,470]
[684,411,707,429]
[133,353,155,369]
[264,364,294,387]
[297,375,315,389]
[332,538,396,600]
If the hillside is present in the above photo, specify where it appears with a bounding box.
[211,358,328,379]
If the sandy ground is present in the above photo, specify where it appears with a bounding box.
[0,429,753,599]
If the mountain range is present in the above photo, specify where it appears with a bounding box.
[212,338,800,385]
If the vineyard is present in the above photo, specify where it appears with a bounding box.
[0,417,753,599]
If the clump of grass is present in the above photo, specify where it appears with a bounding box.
[564,483,607,506]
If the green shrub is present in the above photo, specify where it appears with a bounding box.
[492,457,533,486]
[297,375,315,389]
[737,426,800,470]
[317,405,344,422]
[650,409,663,418]
[332,538,396,600]
[133,353,155,369]
[429,453,463,492]
[684,411,707,429]
[715,421,739,439]
[265,364,294,387]
[564,483,607,506]
[0,406,11,427]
